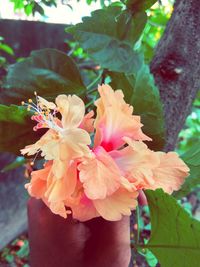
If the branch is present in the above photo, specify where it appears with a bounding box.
[150,0,200,151]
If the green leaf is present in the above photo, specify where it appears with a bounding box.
[126,0,158,12]
[24,3,33,16]
[0,43,14,55]
[32,2,45,16]
[0,104,30,124]
[2,48,86,104]
[0,104,42,154]
[1,157,26,172]
[173,142,200,199]
[10,0,24,10]
[67,6,146,73]
[142,189,200,267]
[5,254,14,263]
[16,240,29,258]
[109,63,165,150]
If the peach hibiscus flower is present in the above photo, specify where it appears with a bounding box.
[21,85,189,221]
[21,94,92,161]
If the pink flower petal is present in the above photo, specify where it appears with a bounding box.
[78,146,121,199]
[94,84,151,151]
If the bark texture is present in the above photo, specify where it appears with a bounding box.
[150,0,200,151]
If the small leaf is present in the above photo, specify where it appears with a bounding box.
[142,189,200,267]
[0,43,14,55]
[173,142,200,199]
[24,3,33,16]
[142,246,158,267]
[67,6,146,73]
[1,157,26,172]
[0,104,42,154]
[32,2,45,16]
[109,63,165,150]
[2,48,86,105]
[5,254,14,263]
[16,240,29,258]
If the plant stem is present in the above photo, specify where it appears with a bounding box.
[87,71,103,93]
[136,205,140,244]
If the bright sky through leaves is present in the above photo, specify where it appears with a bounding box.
[0,0,172,24]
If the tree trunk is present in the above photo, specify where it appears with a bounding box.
[150,0,200,151]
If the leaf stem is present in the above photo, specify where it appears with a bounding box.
[87,71,103,93]
[136,205,140,244]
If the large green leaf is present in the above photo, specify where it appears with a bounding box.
[109,63,165,150]
[142,189,200,267]
[0,104,43,154]
[173,142,200,199]
[67,6,146,73]
[126,0,158,12]
[2,49,86,104]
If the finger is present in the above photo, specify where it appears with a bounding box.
[28,198,87,267]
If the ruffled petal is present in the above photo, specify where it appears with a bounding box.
[110,138,159,189]
[43,198,71,219]
[60,128,92,161]
[56,94,85,129]
[148,151,190,194]
[79,110,94,133]
[78,146,121,199]
[94,84,151,151]
[25,179,46,199]
[25,162,52,198]
[93,189,138,221]
[69,194,99,222]
[45,160,77,202]
[21,129,60,160]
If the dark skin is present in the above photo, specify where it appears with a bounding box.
[28,198,132,267]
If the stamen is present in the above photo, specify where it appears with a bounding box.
[30,151,40,166]
[21,92,62,132]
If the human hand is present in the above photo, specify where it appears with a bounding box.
[28,198,131,267]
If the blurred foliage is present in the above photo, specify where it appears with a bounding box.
[178,92,200,154]
[0,235,29,266]
[174,140,200,199]
[9,0,57,16]
[0,36,15,68]
[142,1,173,62]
